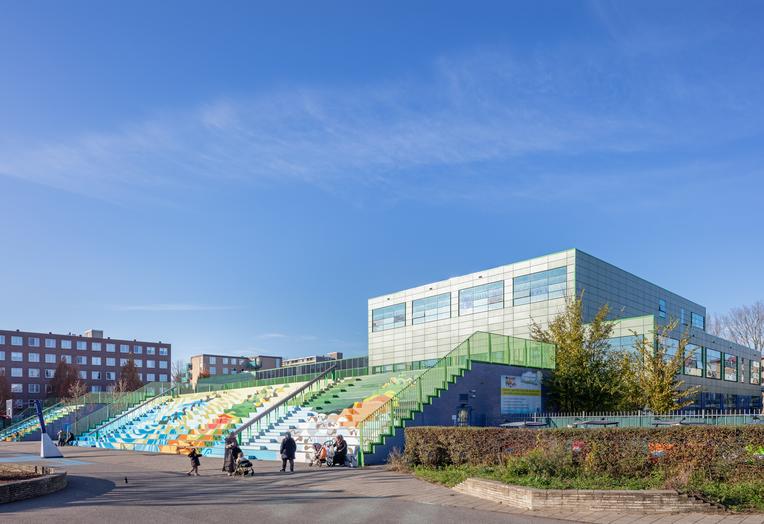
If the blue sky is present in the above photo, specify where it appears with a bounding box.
[1,1,763,363]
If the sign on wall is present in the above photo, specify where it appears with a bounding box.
[500,371,542,414]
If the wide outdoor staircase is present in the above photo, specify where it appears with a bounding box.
[358,332,556,465]
[236,370,422,463]
[77,383,301,454]
[0,403,87,441]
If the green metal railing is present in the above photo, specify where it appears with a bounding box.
[234,366,336,445]
[358,332,556,457]
[70,382,172,437]
[504,410,764,428]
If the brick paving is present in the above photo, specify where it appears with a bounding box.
[0,441,763,523]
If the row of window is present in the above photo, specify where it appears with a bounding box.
[608,336,760,384]
[207,357,246,365]
[1,362,167,378]
[372,267,568,332]
[8,373,169,394]
[0,351,167,368]
[0,335,168,355]
[657,300,705,330]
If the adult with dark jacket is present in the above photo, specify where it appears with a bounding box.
[332,434,347,467]
[280,432,297,472]
[223,433,241,476]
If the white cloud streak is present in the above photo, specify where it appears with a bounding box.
[110,304,239,312]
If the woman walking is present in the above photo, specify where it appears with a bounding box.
[223,433,241,476]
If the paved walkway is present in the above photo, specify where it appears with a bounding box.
[0,442,762,524]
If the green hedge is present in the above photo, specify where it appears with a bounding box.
[405,426,764,481]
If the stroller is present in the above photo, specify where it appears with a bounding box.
[234,454,254,476]
[308,441,334,467]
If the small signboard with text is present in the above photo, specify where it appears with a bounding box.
[500,370,542,414]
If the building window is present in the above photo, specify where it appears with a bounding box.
[11,384,22,393]
[120,344,129,353]
[705,349,721,379]
[11,336,23,346]
[658,299,667,319]
[724,354,738,381]
[0,351,4,360]
[159,361,168,369]
[412,293,451,325]
[0,335,4,344]
[223,357,229,365]
[91,385,102,393]
[45,338,56,348]
[680,308,687,325]
[106,358,116,366]
[135,359,143,368]
[147,360,156,369]
[92,371,102,380]
[106,343,116,353]
[61,339,72,349]
[45,369,55,379]
[78,370,87,379]
[45,354,56,363]
[28,352,40,362]
[28,337,40,347]
[461,281,504,315]
[372,302,406,331]
[92,342,102,351]
[76,356,87,365]
[159,347,168,356]
[28,383,40,394]
[138,373,143,381]
[209,367,217,374]
[120,359,128,366]
[11,352,22,362]
[61,355,72,364]
[76,340,87,350]
[134,345,143,354]
[691,313,705,330]
[92,357,102,366]
[11,368,23,377]
[223,368,229,374]
[209,356,217,364]
[751,360,761,385]
[146,373,155,382]
[159,374,168,382]
[147,346,156,355]
[106,372,116,380]
[513,267,567,306]
[28,368,40,378]
[683,344,703,376]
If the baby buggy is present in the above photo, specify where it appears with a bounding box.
[234,455,254,476]
[308,441,335,467]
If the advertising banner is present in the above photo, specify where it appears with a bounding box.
[500,370,542,415]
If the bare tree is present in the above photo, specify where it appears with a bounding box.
[67,380,87,401]
[722,301,764,352]
[171,359,186,384]
[706,313,726,338]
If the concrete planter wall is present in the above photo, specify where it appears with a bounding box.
[454,478,720,513]
[0,465,67,504]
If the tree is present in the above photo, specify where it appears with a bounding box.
[172,360,186,384]
[719,301,764,352]
[119,359,143,391]
[530,293,627,412]
[49,360,80,399]
[626,320,701,413]
[67,380,87,401]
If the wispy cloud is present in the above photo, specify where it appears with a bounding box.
[110,303,239,312]
[254,332,318,341]
[1,44,761,204]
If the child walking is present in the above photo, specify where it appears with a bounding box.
[187,447,201,476]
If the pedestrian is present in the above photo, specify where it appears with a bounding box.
[66,431,75,446]
[280,431,296,473]
[57,429,65,446]
[332,434,347,467]
[187,447,201,476]
[223,433,240,476]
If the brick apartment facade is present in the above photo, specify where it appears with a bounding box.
[188,354,281,384]
[0,328,171,410]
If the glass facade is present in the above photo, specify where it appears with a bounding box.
[372,303,406,332]
[658,299,667,319]
[684,344,703,376]
[513,267,566,306]
[412,293,450,325]
[691,312,705,330]
[706,349,721,379]
[751,360,761,385]
[724,354,738,381]
[460,281,503,314]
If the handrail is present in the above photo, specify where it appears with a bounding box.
[357,331,556,456]
[88,384,177,436]
[232,365,336,438]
